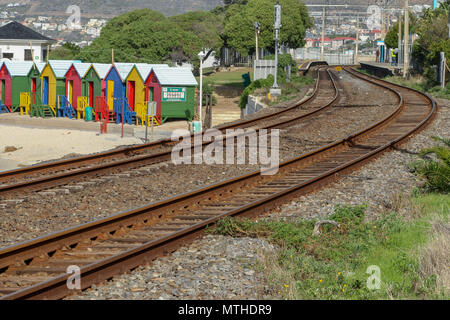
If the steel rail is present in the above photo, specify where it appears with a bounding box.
[0,66,436,300]
[0,68,324,182]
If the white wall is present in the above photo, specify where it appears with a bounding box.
[0,41,45,62]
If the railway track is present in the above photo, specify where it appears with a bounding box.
[0,68,339,197]
[0,67,436,299]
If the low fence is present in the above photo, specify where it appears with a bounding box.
[253,60,277,81]
[295,48,355,65]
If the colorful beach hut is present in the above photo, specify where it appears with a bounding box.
[40,60,76,108]
[104,63,134,111]
[128,64,168,111]
[145,67,198,123]
[65,62,91,109]
[92,63,111,97]
[0,61,37,111]
[4,61,37,111]
[126,64,147,111]
[82,64,102,108]
[0,61,13,110]
[29,62,45,105]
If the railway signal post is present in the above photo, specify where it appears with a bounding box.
[270,0,282,99]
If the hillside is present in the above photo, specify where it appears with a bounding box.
[0,0,435,18]
[0,0,224,17]
[304,0,433,5]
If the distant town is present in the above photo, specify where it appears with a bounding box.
[0,1,436,53]
[0,1,106,47]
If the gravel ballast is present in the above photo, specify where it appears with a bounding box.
[65,82,448,300]
[0,69,399,248]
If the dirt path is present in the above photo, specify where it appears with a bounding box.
[209,85,243,127]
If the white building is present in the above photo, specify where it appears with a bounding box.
[0,21,55,62]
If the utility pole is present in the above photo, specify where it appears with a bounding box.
[112,49,114,64]
[403,0,409,78]
[354,16,359,65]
[29,41,33,63]
[448,10,450,38]
[398,10,402,65]
[254,22,261,61]
[270,1,282,98]
[321,7,325,61]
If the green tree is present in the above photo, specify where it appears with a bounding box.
[49,42,81,60]
[224,0,248,5]
[78,9,192,63]
[264,53,296,80]
[412,3,450,83]
[169,11,224,61]
[384,12,418,49]
[223,0,312,56]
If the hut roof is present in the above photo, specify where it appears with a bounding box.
[135,63,168,82]
[153,67,198,86]
[48,60,79,78]
[35,62,46,73]
[114,63,135,81]
[92,63,112,79]
[3,61,34,76]
[72,62,92,78]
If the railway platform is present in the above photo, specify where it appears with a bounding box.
[359,62,403,78]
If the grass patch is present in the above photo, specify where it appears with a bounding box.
[209,196,449,299]
[409,136,450,194]
[267,75,315,106]
[198,68,253,88]
[356,68,450,100]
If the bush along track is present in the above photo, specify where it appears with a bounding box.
[209,196,449,299]
[409,136,450,194]
[357,67,450,100]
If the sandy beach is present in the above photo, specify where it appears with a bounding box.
[0,124,142,171]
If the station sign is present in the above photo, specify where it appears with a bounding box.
[162,87,186,102]
[376,40,385,46]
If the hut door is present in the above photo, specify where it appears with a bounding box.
[67,80,73,106]
[0,80,4,104]
[88,82,94,107]
[43,77,49,105]
[107,80,114,110]
[148,87,154,102]
[127,81,135,110]
[31,78,37,104]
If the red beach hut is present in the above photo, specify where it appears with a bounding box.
[65,63,91,110]
[0,62,13,110]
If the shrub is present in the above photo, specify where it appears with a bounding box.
[410,136,450,193]
[239,74,274,109]
[264,53,297,81]
[201,80,217,106]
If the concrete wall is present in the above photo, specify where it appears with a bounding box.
[254,60,276,81]
[244,95,266,117]
[0,41,45,62]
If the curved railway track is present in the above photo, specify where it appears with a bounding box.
[0,66,436,300]
[0,68,339,197]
